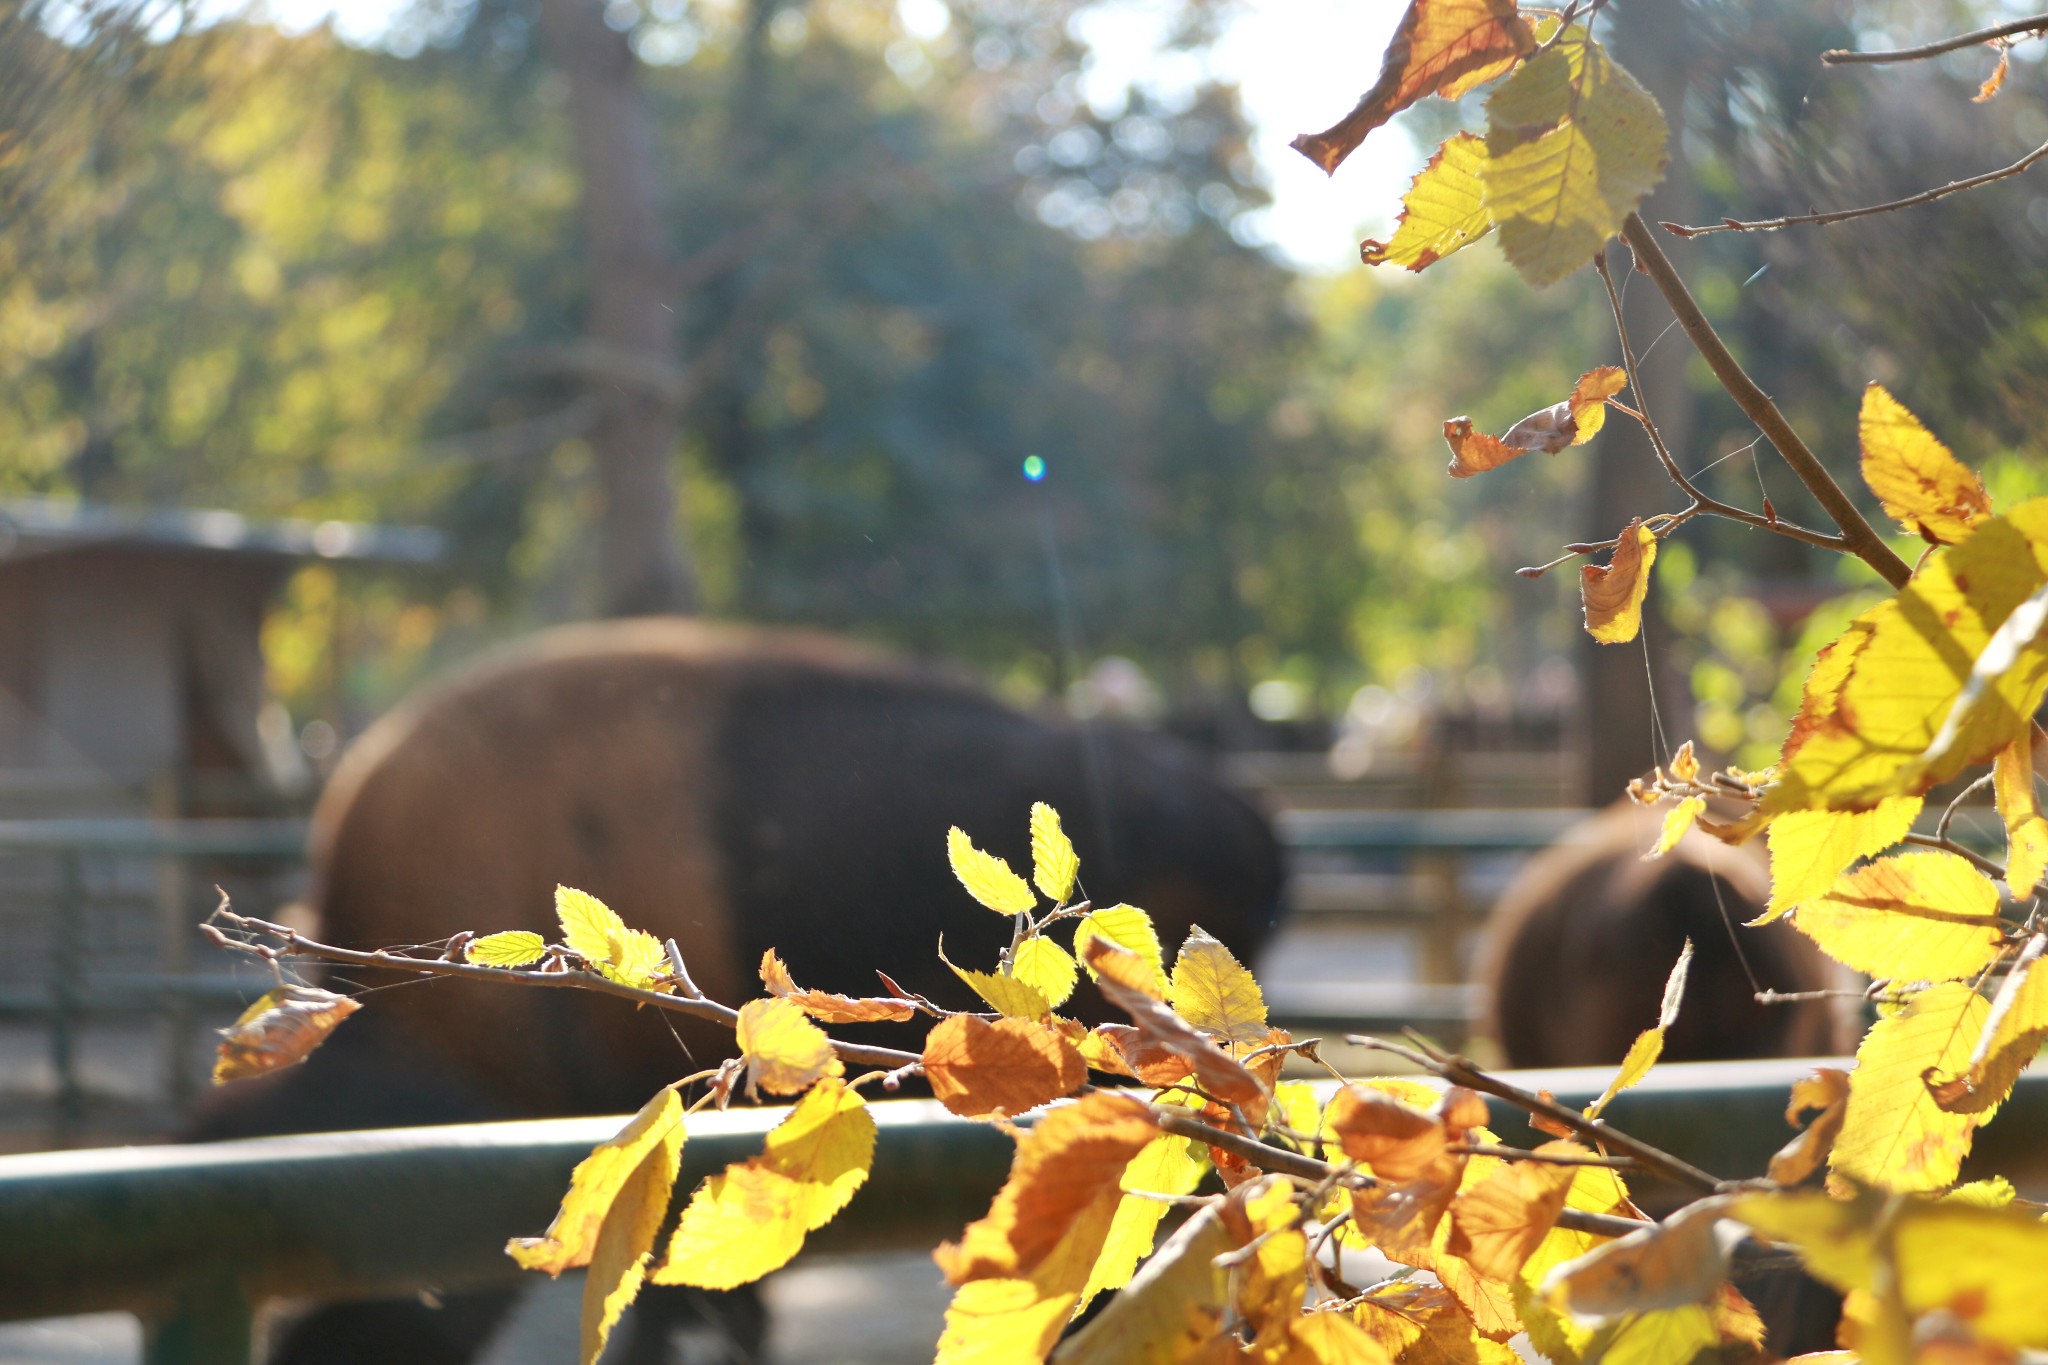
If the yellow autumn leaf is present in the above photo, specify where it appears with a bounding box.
[1050,1203,1235,1365]
[1927,934,2048,1115]
[508,1085,685,1277]
[1586,942,1690,1120]
[1514,1161,1645,1364]
[1073,904,1167,995]
[652,1078,874,1290]
[555,885,667,989]
[1787,851,2004,981]
[1830,982,1993,1193]
[1012,937,1079,1011]
[211,985,360,1084]
[1361,131,1493,272]
[1995,740,2048,897]
[937,1182,1125,1365]
[1168,925,1269,1045]
[1763,502,2048,815]
[1650,797,1703,858]
[465,930,548,967]
[923,1016,1087,1119]
[948,956,1053,1020]
[1076,1118,1205,1311]
[1566,366,1627,446]
[1581,520,1658,645]
[1669,740,1700,784]
[1448,1143,1583,1280]
[735,997,844,1098]
[1541,1194,1733,1320]
[1231,1177,1308,1355]
[1760,797,1923,922]
[1029,802,1080,904]
[578,1123,677,1365]
[1595,1304,1725,1365]
[1859,383,1993,545]
[949,827,1037,915]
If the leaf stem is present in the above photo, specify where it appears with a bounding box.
[1618,215,1912,589]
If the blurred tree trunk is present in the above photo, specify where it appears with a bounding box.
[1576,2,1698,804]
[538,0,699,617]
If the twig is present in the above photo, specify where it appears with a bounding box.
[1938,773,1997,842]
[1662,138,2048,238]
[1902,831,2008,881]
[1593,251,1852,554]
[1347,1035,1726,1194]
[1619,215,1913,590]
[1822,15,2048,64]
[204,909,926,1072]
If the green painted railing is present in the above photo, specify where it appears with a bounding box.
[1,1061,2043,1364]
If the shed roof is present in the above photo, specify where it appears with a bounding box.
[0,498,445,567]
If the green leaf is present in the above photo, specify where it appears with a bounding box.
[466,930,547,967]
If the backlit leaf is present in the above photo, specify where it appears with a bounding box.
[555,885,666,989]
[466,930,547,967]
[923,1014,1086,1118]
[949,955,1055,1020]
[1994,740,2048,897]
[949,826,1037,915]
[1760,797,1923,922]
[1230,1176,1309,1356]
[1859,383,1992,545]
[1169,925,1269,1045]
[1051,1202,1236,1364]
[1763,504,2048,814]
[735,996,844,1098]
[1029,802,1080,903]
[1362,133,1493,271]
[652,1078,874,1290]
[758,948,916,1024]
[1830,981,1993,1192]
[1073,904,1167,996]
[935,1191,1124,1365]
[1077,1116,1205,1311]
[1580,520,1658,644]
[1595,1305,1725,1365]
[1448,1144,1583,1280]
[508,1085,685,1277]
[1083,938,1266,1108]
[1769,1068,1851,1186]
[1927,934,2048,1115]
[1542,1195,1735,1320]
[1586,940,1690,1119]
[578,1118,675,1365]
[1482,37,1668,287]
[1515,1162,1646,1363]
[1650,797,1703,857]
[1082,1022,1193,1086]
[1444,366,1627,478]
[1292,0,1533,175]
[1326,1085,1448,1182]
[1353,1282,1501,1365]
[1012,937,1079,1011]
[211,985,360,1083]
[1787,851,2004,981]
[1670,740,1700,784]
[937,1091,1159,1285]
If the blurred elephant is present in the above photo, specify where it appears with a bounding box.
[191,618,1285,1363]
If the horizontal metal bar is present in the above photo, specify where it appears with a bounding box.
[0,975,264,1015]
[0,821,306,858]
[1275,808,1596,852]
[0,1062,2041,1326]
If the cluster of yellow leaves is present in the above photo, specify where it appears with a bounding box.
[462,885,670,989]
[1320,4,1668,288]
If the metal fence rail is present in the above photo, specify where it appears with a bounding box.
[1,1061,2042,1364]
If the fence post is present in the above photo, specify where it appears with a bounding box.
[144,1277,253,1365]
[50,848,84,1146]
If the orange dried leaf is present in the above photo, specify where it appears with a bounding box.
[1859,383,1992,545]
[1580,520,1658,644]
[212,985,361,1083]
[758,949,915,1024]
[1292,0,1533,175]
[1444,367,1622,479]
[1353,1282,1497,1365]
[1448,1144,1582,1280]
[1975,44,2012,102]
[735,996,844,1098]
[1085,939,1265,1108]
[1326,1085,1448,1181]
[1770,1068,1850,1186]
[922,1014,1086,1119]
[1090,1022,1195,1086]
[936,1090,1159,1285]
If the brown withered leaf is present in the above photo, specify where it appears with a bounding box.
[1769,1068,1850,1185]
[935,1091,1159,1285]
[1444,367,1626,478]
[923,1014,1085,1119]
[1293,0,1533,174]
[1327,1085,1449,1181]
[1580,519,1659,645]
[1529,1091,1576,1141]
[1976,44,2011,102]
[758,949,915,1024]
[1082,936,1167,1001]
[1447,1144,1583,1280]
[1081,937,1264,1107]
[213,985,361,1083]
[1094,1022,1196,1087]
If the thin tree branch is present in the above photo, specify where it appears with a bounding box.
[1662,138,2048,238]
[204,908,926,1072]
[1348,1034,1728,1194]
[1902,831,2008,881]
[1454,1143,1640,1169]
[1618,215,1913,590]
[1938,773,1998,842]
[1822,15,2048,64]
[1593,252,1851,554]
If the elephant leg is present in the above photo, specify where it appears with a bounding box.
[620,1283,769,1364]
